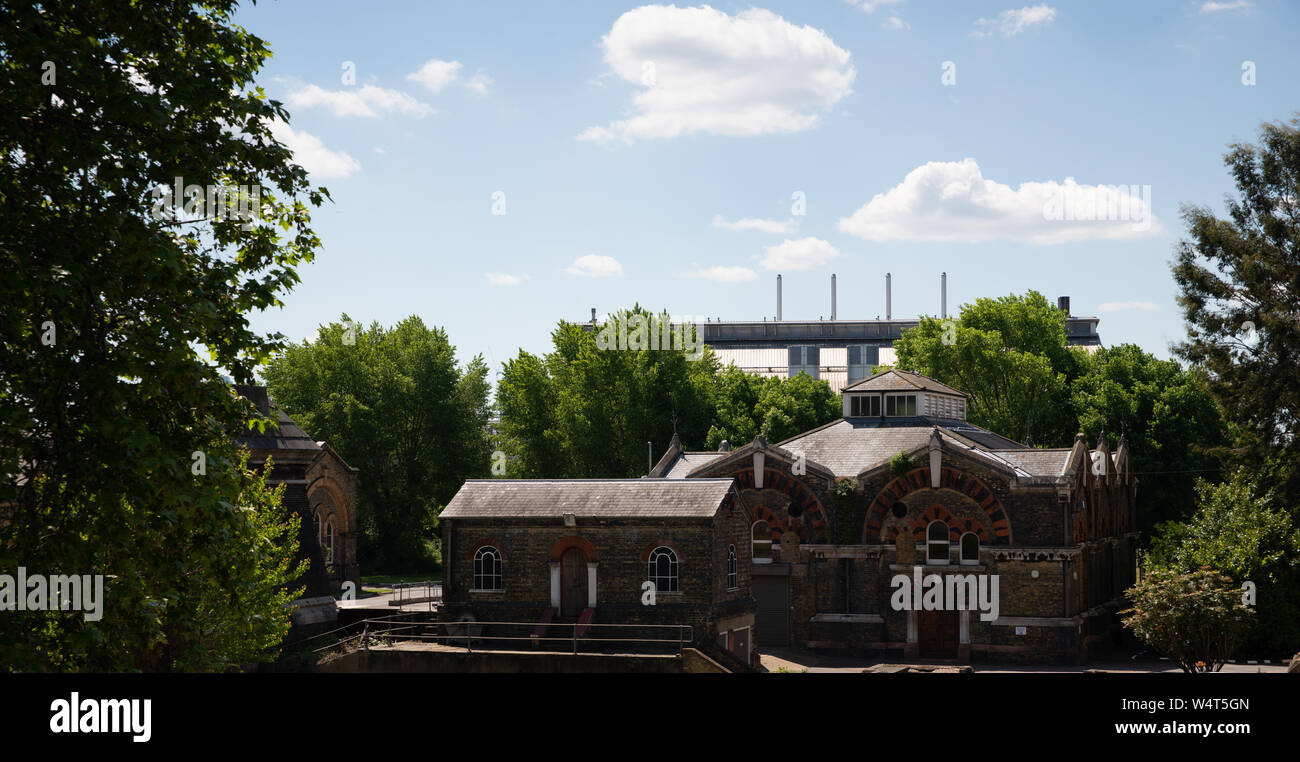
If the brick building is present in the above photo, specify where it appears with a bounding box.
[651,369,1138,663]
[439,478,758,665]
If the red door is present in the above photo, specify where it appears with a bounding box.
[561,548,587,617]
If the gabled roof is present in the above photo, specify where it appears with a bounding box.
[842,368,966,397]
[773,418,1031,479]
[441,478,738,519]
[662,451,727,478]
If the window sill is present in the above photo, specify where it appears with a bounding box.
[469,589,504,594]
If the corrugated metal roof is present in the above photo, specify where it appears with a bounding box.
[441,478,736,519]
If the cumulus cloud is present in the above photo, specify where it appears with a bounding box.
[267,121,360,179]
[287,84,433,118]
[486,272,527,286]
[683,265,758,283]
[579,5,855,142]
[406,59,463,92]
[973,5,1057,38]
[844,0,905,12]
[712,215,796,234]
[1098,301,1158,312]
[565,254,624,277]
[759,238,841,270]
[836,159,1162,244]
[1201,0,1253,11]
[464,71,494,94]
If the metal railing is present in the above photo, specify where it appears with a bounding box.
[307,614,693,657]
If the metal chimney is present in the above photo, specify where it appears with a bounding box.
[941,272,948,319]
[777,274,782,321]
[886,273,892,320]
[831,273,837,321]
[591,307,596,324]
[1057,296,1070,316]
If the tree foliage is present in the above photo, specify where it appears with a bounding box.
[1122,567,1254,672]
[892,291,1081,446]
[1144,471,1300,656]
[495,306,841,478]
[263,315,493,571]
[1173,114,1300,504]
[0,1,324,670]
[1072,344,1227,531]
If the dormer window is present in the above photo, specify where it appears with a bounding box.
[849,394,881,417]
[885,394,917,417]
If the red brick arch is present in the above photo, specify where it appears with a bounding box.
[467,538,505,561]
[884,504,991,543]
[639,540,684,563]
[727,468,828,543]
[548,535,597,562]
[864,467,1012,544]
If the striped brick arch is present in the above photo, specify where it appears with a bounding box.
[728,468,828,543]
[864,467,1012,544]
[886,504,991,543]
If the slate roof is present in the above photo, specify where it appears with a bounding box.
[842,368,967,396]
[441,478,737,519]
[663,451,727,479]
[775,418,1036,478]
[233,398,322,452]
[989,449,1074,477]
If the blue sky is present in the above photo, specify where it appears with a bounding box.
[233,0,1300,379]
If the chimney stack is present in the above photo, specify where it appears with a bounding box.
[591,307,596,324]
[886,273,892,320]
[941,272,948,319]
[1057,296,1070,316]
[777,274,782,322]
[831,273,837,321]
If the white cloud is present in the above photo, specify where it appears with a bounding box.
[683,265,758,283]
[486,272,528,286]
[1098,301,1158,312]
[565,254,624,277]
[406,59,463,92]
[464,71,494,94]
[1201,1,1253,12]
[845,0,905,12]
[267,121,360,179]
[836,158,1163,244]
[287,84,433,118]
[882,15,910,31]
[759,238,841,270]
[712,215,796,234]
[973,5,1057,38]
[579,5,855,142]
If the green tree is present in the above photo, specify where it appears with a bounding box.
[0,1,324,670]
[1173,114,1300,504]
[704,366,842,449]
[1071,344,1228,531]
[892,291,1081,445]
[1121,567,1254,672]
[498,307,718,478]
[1145,472,1300,657]
[263,315,493,571]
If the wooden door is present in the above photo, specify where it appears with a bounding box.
[918,609,959,658]
[561,547,587,617]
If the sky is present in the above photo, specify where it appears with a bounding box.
[231,0,1300,380]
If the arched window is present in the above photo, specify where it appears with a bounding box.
[648,546,679,593]
[960,533,980,565]
[312,513,322,547]
[473,546,502,590]
[926,521,950,565]
[726,545,738,590]
[324,521,335,565]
